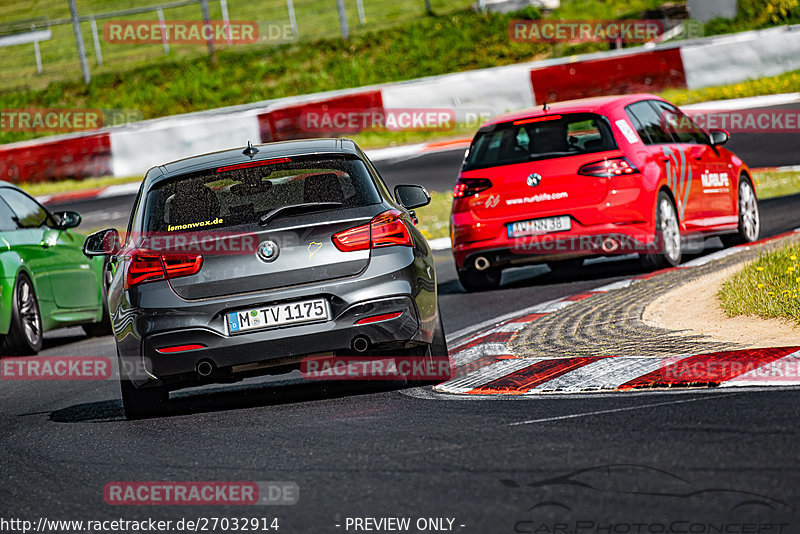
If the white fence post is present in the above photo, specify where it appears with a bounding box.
[157,8,169,54]
[90,17,103,66]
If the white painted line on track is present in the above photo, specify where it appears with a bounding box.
[682,247,745,267]
[591,279,634,292]
[507,394,737,426]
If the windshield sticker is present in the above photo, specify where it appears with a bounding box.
[167,217,224,232]
[506,192,568,205]
[615,119,639,144]
[308,241,323,258]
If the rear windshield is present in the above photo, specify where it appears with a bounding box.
[463,113,617,171]
[143,155,381,232]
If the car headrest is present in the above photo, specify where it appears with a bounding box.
[303,173,344,203]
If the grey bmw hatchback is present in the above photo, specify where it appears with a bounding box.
[84,139,448,419]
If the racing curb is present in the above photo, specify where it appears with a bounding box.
[437,229,800,396]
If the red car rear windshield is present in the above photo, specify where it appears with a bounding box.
[463,113,617,171]
[143,155,381,232]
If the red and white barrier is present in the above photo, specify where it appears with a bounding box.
[4,24,800,183]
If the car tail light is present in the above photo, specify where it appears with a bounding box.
[578,157,640,178]
[125,249,203,288]
[513,115,562,125]
[355,311,403,325]
[156,344,206,354]
[332,210,412,252]
[453,178,492,198]
[216,157,291,173]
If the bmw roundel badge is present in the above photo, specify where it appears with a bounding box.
[257,240,280,263]
[526,173,542,187]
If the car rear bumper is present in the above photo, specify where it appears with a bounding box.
[134,295,420,385]
[114,247,438,389]
[452,220,656,270]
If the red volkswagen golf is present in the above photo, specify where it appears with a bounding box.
[450,94,760,291]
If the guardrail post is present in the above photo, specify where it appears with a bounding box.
[356,0,366,24]
[220,0,232,45]
[67,0,91,83]
[336,0,349,39]
[200,0,217,64]
[287,0,298,36]
[90,17,103,66]
[157,8,170,54]
[32,24,43,74]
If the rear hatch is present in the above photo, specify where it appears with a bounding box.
[459,112,623,220]
[139,154,386,300]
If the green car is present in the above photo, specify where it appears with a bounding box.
[0,181,111,355]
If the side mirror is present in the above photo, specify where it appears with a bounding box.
[53,211,82,229]
[394,184,431,210]
[709,129,729,146]
[83,228,121,257]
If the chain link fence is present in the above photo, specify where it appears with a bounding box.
[0,0,473,91]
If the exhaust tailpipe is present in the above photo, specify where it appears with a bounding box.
[601,238,620,253]
[351,336,370,353]
[196,360,214,377]
[474,256,491,271]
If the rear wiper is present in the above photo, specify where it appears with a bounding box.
[259,202,343,226]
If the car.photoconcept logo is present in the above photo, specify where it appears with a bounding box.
[257,240,280,263]
[526,173,542,187]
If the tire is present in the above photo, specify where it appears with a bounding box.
[721,176,760,247]
[640,191,682,269]
[120,378,169,419]
[83,262,113,337]
[457,266,502,292]
[405,308,451,386]
[3,274,43,355]
[547,258,584,275]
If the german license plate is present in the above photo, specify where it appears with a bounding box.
[508,216,571,238]
[228,298,330,333]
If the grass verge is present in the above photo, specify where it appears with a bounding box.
[415,191,452,240]
[718,243,800,324]
[753,170,800,200]
[20,175,142,197]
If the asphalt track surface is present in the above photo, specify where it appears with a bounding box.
[3,118,800,528]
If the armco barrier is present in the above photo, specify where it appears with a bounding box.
[257,90,384,142]
[0,133,111,183]
[3,25,800,182]
[530,48,687,103]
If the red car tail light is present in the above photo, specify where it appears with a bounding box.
[578,157,640,178]
[355,311,403,325]
[125,249,204,288]
[156,344,206,354]
[332,210,412,252]
[513,115,562,125]
[453,178,492,198]
[216,157,291,173]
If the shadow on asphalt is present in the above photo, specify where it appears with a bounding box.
[46,379,411,423]
[438,243,731,295]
